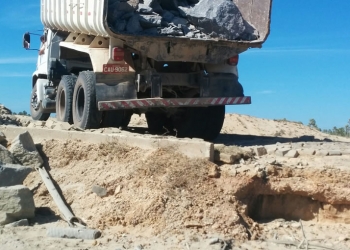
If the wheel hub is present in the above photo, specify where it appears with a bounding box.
[31,93,40,111]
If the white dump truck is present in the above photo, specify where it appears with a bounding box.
[24,0,272,140]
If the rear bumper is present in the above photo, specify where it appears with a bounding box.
[98,96,251,111]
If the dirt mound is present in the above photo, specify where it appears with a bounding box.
[3,111,350,249]
[24,137,350,246]
[25,139,259,241]
[221,114,342,140]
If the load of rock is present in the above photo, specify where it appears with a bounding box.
[0,131,42,226]
[107,0,258,41]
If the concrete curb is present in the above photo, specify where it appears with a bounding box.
[0,126,214,161]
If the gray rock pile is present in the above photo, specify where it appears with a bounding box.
[0,131,43,226]
[0,105,17,126]
[0,185,35,226]
[0,105,31,126]
[9,132,44,169]
[107,0,258,41]
[215,139,350,165]
[0,105,12,115]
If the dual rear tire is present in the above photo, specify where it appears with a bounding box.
[56,71,225,140]
[56,71,130,129]
[71,71,101,129]
[145,106,225,141]
[56,75,76,124]
[172,106,225,141]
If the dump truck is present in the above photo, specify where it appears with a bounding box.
[23,0,272,140]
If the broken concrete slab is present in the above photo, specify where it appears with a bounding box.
[328,150,342,156]
[0,185,35,225]
[265,145,277,155]
[53,122,73,131]
[214,152,235,164]
[254,147,267,157]
[0,131,6,146]
[45,119,56,129]
[0,144,17,165]
[298,148,316,156]
[9,131,44,169]
[0,126,214,161]
[275,149,289,157]
[284,150,299,158]
[0,164,33,187]
[316,150,329,156]
[342,150,350,156]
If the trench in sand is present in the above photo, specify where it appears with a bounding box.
[237,180,350,224]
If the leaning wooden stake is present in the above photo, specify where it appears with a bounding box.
[36,166,101,239]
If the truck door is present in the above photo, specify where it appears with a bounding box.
[36,31,49,75]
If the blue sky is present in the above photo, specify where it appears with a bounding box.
[0,1,349,130]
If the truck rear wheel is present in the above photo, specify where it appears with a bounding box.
[172,106,225,141]
[30,82,50,121]
[145,111,166,134]
[145,110,174,134]
[72,71,101,129]
[56,75,76,124]
[200,105,225,140]
[101,110,133,129]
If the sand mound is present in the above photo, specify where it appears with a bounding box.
[25,139,258,241]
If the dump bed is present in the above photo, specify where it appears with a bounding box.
[41,0,272,62]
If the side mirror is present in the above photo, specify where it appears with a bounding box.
[23,32,31,49]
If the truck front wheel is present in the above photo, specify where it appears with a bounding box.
[56,75,76,124]
[30,82,50,121]
[72,71,101,129]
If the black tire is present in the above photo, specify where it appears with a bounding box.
[172,106,225,141]
[101,110,133,128]
[201,105,225,141]
[56,75,76,124]
[145,111,167,134]
[30,82,50,121]
[72,71,101,129]
[120,110,133,128]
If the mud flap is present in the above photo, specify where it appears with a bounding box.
[200,73,243,97]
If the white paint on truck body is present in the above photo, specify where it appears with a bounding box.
[41,0,109,37]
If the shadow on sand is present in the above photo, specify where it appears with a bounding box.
[213,134,334,147]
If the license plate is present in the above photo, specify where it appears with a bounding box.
[103,64,129,74]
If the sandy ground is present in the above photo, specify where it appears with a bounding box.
[1,113,350,250]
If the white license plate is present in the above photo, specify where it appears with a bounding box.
[103,64,129,74]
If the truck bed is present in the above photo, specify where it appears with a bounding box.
[41,0,272,62]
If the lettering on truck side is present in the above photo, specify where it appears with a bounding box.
[103,64,129,74]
